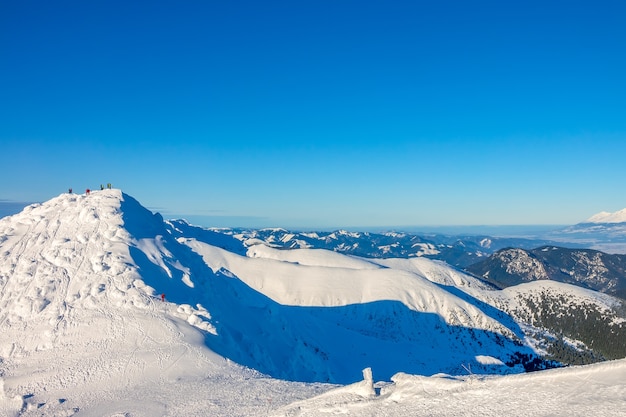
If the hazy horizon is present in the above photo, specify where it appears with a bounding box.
[1,198,567,236]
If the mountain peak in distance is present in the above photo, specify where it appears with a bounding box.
[585,208,626,224]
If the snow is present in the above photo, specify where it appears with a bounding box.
[410,242,440,255]
[185,237,507,334]
[1,190,625,416]
[475,355,505,365]
[499,280,625,320]
[370,257,492,289]
[246,243,379,270]
[271,360,626,417]
[586,208,626,223]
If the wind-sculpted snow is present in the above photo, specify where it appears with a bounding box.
[0,191,136,329]
[270,359,626,417]
[1,190,625,416]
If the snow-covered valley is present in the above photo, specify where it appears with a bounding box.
[1,190,624,416]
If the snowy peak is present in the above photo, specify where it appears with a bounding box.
[0,188,212,327]
[585,208,626,224]
[0,190,153,327]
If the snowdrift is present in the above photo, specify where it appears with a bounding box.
[270,359,626,417]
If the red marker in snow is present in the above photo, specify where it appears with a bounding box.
[161,293,165,302]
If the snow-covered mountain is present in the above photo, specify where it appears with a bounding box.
[466,246,626,300]
[545,208,626,254]
[586,208,626,224]
[1,190,625,416]
[193,225,565,268]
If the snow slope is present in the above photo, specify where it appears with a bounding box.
[271,359,626,417]
[1,190,625,416]
[0,190,328,416]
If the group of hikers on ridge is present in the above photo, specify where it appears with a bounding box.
[68,183,112,195]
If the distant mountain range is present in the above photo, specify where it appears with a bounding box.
[188,224,575,268]
[551,222,626,243]
[194,222,626,301]
[465,246,626,300]
[544,208,626,252]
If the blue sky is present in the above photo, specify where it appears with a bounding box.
[1,1,625,229]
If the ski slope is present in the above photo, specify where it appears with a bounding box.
[1,189,624,416]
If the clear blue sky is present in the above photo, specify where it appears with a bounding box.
[1,1,625,229]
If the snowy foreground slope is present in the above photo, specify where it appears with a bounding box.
[271,359,626,417]
[0,190,624,416]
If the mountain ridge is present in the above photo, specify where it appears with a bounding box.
[191,224,574,268]
[465,245,626,300]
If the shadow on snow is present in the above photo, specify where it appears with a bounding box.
[121,195,544,384]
